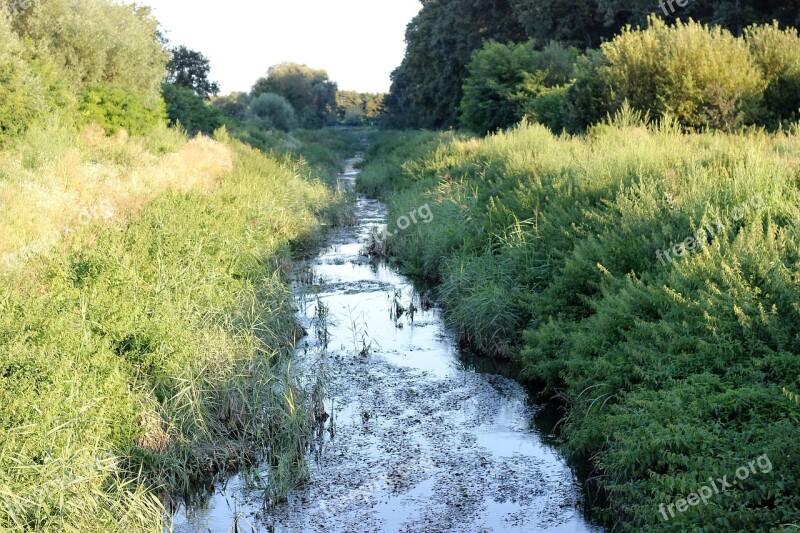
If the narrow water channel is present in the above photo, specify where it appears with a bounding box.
[169,158,600,532]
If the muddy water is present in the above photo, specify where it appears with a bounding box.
[169,159,601,532]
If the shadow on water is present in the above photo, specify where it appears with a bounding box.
[166,157,606,532]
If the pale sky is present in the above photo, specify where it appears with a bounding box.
[145,0,422,95]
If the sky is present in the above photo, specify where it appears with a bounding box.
[145,0,422,95]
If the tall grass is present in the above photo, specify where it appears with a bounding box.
[0,125,348,530]
[361,120,800,530]
[0,120,224,264]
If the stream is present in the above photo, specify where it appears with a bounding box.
[168,158,601,532]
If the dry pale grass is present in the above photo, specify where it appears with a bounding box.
[0,126,234,267]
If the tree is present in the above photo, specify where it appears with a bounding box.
[460,40,578,133]
[7,0,168,133]
[386,0,800,130]
[251,63,337,127]
[162,83,223,135]
[512,0,612,49]
[247,93,297,132]
[0,15,45,144]
[386,0,526,129]
[9,0,168,105]
[211,92,252,120]
[166,46,220,98]
[336,91,386,125]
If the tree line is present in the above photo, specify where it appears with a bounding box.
[166,57,386,136]
[0,0,385,149]
[385,0,800,132]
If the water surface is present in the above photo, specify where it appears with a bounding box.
[169,159,600,533]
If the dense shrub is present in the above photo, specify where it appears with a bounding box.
[746,23,800,126]
[564,50,612,132]
[79,84,166,135]
[598,17,762,130]
[526,85,570,133]
[460,40,577,133]
[212,92,252,120]
[247,93,298,132]
[10,0,168,102]
[162,82,223,135]
[0,17,43,144]
[563,19,800,132]
[6,0,168,135]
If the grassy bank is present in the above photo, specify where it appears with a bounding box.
[359,120,800,530]
[0,123,354,531]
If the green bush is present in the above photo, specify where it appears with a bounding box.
[746,23,800,126]
[162,82,223,135]
[11,0,168,109]
[247,93,298,132]
[565,50,613,131]
[526,85,570,133]
[0,0,169,142]
[0,17,44,144]
[79,84,166,135]
[579,17,763,130]
[460,40,577,133]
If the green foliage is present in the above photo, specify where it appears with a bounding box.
[387,0,795,129]
[511,0,614,48]
[387,0,526,129]
[211,92,252,120]
[166,45,220,98]
[336,91,385,125]
[746,23,800,126]
[247,93,298,132]
[0,16,43,144]
[11,0,168,109]
[162,82,223,135]
[460,40,577,133]
[564,50,612,131]
[79,84,166,135]
[511,0,800,47]
[360,124,800,530]
[0,0,169,140]
[564,17,800,131]
[598,17,763,130]
[0,134,338,530]
[251,63,337,128]
[460,40,542,133]
[526,85,571,133]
